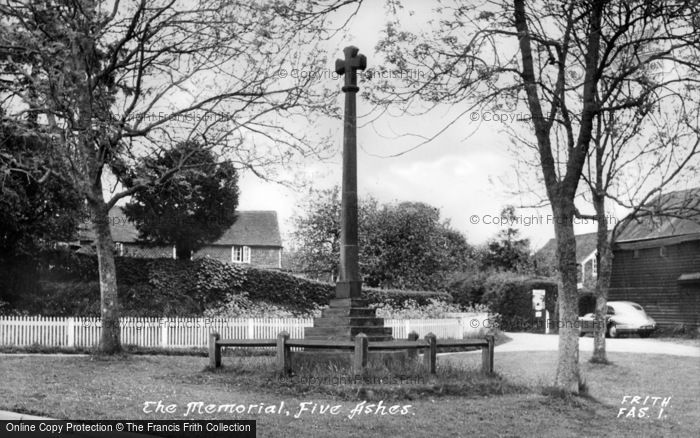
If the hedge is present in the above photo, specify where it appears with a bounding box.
[480,272,558,332]
[363,287,451,307]
[1,250,450,316]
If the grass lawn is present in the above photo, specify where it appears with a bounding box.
[1,350,698,438]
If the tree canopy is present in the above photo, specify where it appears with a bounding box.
[121,141,239,259]
[290,186,473,290]
[0,125,83,258]
[480,206,531,272]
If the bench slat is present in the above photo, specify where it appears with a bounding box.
[286,339,355,349]
[218,339,276,347]
[369,340,427,350]
[436,339,488,347]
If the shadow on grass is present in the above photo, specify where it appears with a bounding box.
[588,356,614,365]
[200,355,529,401]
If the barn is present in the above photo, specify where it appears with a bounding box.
[609,188,700,330]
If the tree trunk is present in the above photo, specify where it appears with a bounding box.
[592,194,612,362]
[88,183,122,354]
[552,202,580,392]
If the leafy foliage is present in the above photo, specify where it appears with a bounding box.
[372,298,482,319]
[480,206,532,272]
[290,186,474,290]
[445,269,493,308]
[363,287,452,308]
[0,127,83,258]
[240,266,334,313]
[289,186,378,281]
[364,202,473,290]
[121,141,239,259]
[204,292,322,318]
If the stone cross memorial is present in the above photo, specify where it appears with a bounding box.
[304,46,392,342]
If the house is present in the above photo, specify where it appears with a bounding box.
[536,231,607,291]
[77,207,283,269]
[609,188,700,329]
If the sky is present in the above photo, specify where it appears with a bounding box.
[234,0,616,251]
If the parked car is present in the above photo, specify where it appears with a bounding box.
[578,301,656,338]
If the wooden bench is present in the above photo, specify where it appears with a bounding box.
[209,332,494,375]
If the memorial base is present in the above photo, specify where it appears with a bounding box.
[304,298,393,342]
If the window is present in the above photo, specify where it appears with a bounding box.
[232,245,251,263]
[659,246,667,257]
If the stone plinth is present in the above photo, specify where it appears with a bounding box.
[304,298,393,342]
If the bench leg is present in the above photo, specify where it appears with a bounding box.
[353,333,368,374]
[481,335,494,374]
[209,332,221,368]
[277,331,291,375]
[407,331,419,361]
[424,333,436,374]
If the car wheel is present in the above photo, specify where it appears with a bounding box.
[607,324,618,338]
[639,332,651,338]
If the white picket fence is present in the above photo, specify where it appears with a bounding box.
[0,314,488,348]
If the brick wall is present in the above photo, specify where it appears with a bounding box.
[193,244,281,269]
[193,245,231,263]
[251,246,281,269]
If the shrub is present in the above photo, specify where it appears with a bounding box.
[27,281,101,316]
[204,292,321,318]
[241,267,333,312]
[372,298,485,319]
[363,287,452,307]
[445,269,491,307]
[480,272,558,332]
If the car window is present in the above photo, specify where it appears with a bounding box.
[609,302,646,314]
[606,306,614,315]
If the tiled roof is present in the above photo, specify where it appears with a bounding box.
[535,188,700,259]
[536,231,604,264]
[615,188,700,242]
[211,210,282,247]
[79,207,282,247]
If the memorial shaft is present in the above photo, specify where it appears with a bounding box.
[340,75,359,283]
[335,45,366,299]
